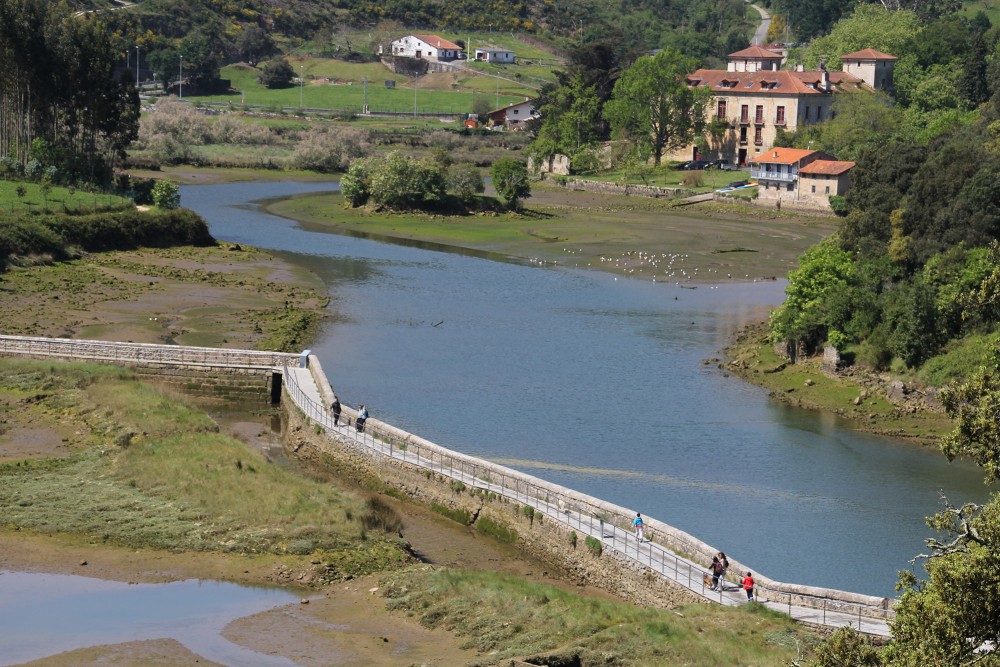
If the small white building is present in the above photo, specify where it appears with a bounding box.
[474,47,515,64]
[487,99,537,129]
[387,34,463,62]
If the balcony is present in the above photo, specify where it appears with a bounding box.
[739,115,750,124]
[751,169,796,182]
[774,117,787,126]
[753,116,765,125]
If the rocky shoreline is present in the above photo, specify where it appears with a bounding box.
[724,320,953,446]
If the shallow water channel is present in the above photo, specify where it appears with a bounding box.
[183,181,991,599]
[0,571,300,666]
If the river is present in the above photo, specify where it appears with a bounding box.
[182,181,989,598]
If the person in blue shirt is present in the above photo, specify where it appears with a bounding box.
[356,404,368,433]
[632,512,645,542]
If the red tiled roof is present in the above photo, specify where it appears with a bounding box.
[687,69,870,95]
[488,99,536,116]
[728,46,784,59]
[750,147,820,165]
[840,49,897,61]
[799,160,856,175]
[413,34,463,51]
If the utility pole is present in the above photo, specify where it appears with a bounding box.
[299,65,304,109]
[179,55,183,100]
[136,45,140,88]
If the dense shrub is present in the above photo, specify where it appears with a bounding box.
[342,152,446,210]
[291,126,367,172]
[151,181,181,209]
[447,165,485,203]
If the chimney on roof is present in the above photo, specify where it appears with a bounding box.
[797,63,803,72]
[773,150,778,158]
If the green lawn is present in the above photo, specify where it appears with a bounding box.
[582,163,751,192]
[0,180,131,213]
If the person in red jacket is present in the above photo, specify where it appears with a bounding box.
[743,572,755,602]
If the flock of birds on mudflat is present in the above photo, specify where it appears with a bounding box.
[521,248,772,288]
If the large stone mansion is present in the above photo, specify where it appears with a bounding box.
[680,46,896,166]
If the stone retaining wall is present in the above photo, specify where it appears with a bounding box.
[550,177,686,198]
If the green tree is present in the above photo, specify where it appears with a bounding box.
[529,71,603,161]
[807,626,883,667]
[940,344,1000,482]
[603,48,709,166]
[259,58,295,89]
[490,158,531,210]
[770,237,855,350]
[447,165,484,203]
[234,25,277,66]
[179,31,221,89]
[151,180,180,209]
[341,159,373,207]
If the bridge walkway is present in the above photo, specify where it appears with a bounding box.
[285,366,891,637]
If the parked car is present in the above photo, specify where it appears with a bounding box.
[710,159,731,169]
[682,160,712,170]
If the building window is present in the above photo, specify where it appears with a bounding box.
[805,106,810,120]
[717,99,727,118]
[755,105,764,123]
[740,104,749,123]
[787,183,793,191]
[825,185,830,194]
[754,127,763,145]
[776,106,785,124]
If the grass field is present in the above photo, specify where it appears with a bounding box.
[0,358,408,574]
[188,60,534,115]
[381,567,818,666]
[0,180,131,213]
[584,163,751,192]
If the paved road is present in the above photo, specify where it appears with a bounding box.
[285,365,892,637]
[749,2,772,46]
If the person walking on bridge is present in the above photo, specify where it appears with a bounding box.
[717,552,730,590]
[632,513,645,542]
[743,572,755,601]
[330,397,342,426]
[356,404,368,433]
[709,556,724,591]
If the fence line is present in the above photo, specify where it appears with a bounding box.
[283,364,894,635]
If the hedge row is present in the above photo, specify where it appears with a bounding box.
[0,208,214,269]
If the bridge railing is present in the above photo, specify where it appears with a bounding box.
[283,365,896,632]
[0,335,299,369]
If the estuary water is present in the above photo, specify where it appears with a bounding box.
[182,181,990,598]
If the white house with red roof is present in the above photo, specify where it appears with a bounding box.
[676,45,892,166]
[750,146,855,209]
[387,34,464,62]
[486,98,537,129]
